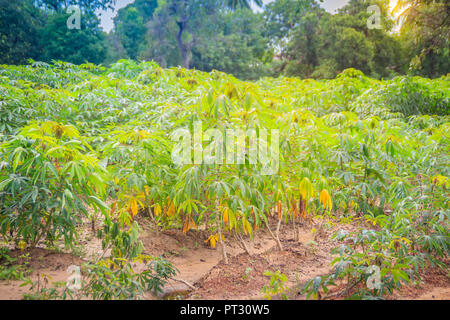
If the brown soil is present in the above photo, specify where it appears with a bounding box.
[391,266,450,300]
[0,247,84,300]
[0,216,448,300]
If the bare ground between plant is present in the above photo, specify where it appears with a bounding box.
[0,217,448,300]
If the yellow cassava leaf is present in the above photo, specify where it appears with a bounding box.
[167,201,175,216]
[205,235,216,248]
[183,219,190,234]
[18,240,27,251]
[299,177,313,200]
[432,175,449,188]
[130,199,138,217]
[229,210,236,230]
[319,189,332,211]
[154,203,162,217]
[277,201,282,220]
[243,218,252,236]
[110,201,117,216]
[223,207,229,224]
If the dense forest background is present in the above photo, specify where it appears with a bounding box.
[0,0,448,80]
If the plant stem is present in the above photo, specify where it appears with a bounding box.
[264,217,283,251]
[216,198,228,264]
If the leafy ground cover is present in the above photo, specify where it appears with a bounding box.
[0,60,448,300]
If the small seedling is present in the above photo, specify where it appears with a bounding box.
[261,270,289,300]
[242,267,252,281]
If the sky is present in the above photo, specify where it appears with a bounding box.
[96,0,350,33]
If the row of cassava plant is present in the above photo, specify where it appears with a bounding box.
[0,60,448,299]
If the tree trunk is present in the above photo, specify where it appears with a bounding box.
[176,21,190,69]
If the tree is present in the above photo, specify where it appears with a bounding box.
[225,0,263,9]
[114,7,146,60]
[113,0,157,60]
[33,0,116,12]
[0,0,43,65]
[266,0,406,78]
[103,32,129,65]
[35,0,113,64]
[0,0,115,65]
[168,0,210,68]
[394,0,449,77]
[283,8,324,77]
[264,0,319,42]
[142,6,180,67]
[153,0,263,69]
[326,25,375,75]
[263,0,324,76]
[330,0,405,78]
[39,12,106,64]
[191,7,270,79]
[141,0,270,78]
